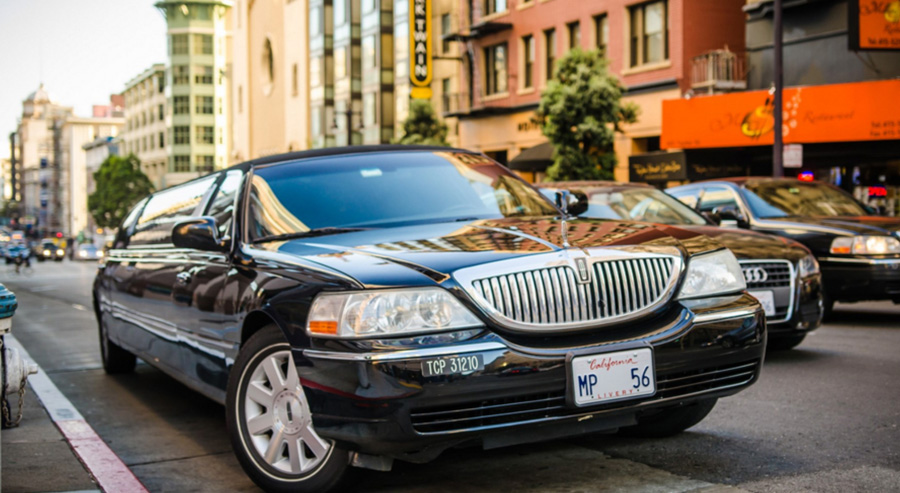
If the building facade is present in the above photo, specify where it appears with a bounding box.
[122,64,169,189]
[156,0,233,186]
[230,0,310,162]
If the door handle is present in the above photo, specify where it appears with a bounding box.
[176,271,193,285]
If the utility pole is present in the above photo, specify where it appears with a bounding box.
[772,0,784,177]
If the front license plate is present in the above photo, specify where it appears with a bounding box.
[422,354,485,377]
[571,348,655,406]
[749,290,776,317]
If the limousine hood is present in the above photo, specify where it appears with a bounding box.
[256,217,724,287]
[680,225,809,263]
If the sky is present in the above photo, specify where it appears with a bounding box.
[0,0,167,159]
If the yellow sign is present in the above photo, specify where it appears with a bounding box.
[409,0,432,96]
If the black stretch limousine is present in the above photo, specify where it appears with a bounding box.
[94,146,765,492]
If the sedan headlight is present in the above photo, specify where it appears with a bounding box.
[42,250,50,256]
[56,249,65,256]
[307,288,482,338]
[798,254,820,277]
[830,236,900,255]
[678,249,746,299]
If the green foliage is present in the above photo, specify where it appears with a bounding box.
[88,154,154,229]
[535,48,639,181]
[395,99,450,146]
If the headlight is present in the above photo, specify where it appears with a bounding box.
[678,249,746,299]
[42,250,50,256]
[830,236,900,255]
[307,288,482,338]
[798,254,820,277]
[98,250,104,257]
[57,249,65,256]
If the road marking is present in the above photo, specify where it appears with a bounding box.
[5,334,149,493]
[72,303,88,311]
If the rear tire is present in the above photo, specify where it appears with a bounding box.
[226,325,349,493]
[768,333,806,351]
[98,311,136,374]
[619,398,718,438]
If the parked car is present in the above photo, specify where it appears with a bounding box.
[35,239,65,262]
[538,181,823,350]
[94,146,765,492]
[667,178,900,315]
[75,244,103,261]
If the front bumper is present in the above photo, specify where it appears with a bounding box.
[819,257,900,302]
[295,294,765,461]
[768,274,823,336]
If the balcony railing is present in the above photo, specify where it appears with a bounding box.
[691,49,747,93]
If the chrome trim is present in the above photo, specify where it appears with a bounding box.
[454,246,683,333]
[302,341,507,362]
[818,256,900,265]
[738,259,795,324]
[692,306,761,324]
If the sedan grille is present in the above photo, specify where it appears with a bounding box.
[739,261,792,289]
[470,257,675,325]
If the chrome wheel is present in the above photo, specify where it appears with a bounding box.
[242,349,333,476]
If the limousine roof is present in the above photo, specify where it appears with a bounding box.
[228,144,476,171]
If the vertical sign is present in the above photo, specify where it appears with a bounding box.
[849,1,900,50]
[409,0,433,99]
[783,144,803,168]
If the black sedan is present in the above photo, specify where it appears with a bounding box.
[667,178,900,315]
[94,146,764,492]
[538,181,823,350]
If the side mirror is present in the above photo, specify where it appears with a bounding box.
[714,205,748,228]
[701,211,722,226]
[555,190,589,217]
[172,217,226,252]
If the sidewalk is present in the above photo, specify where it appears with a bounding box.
[1,382,99,493]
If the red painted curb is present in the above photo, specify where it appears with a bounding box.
[57,419,149,493]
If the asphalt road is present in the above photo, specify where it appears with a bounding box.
[2,261,900,492]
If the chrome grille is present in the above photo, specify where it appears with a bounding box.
[739,261,792,289]
[471,257,675,326]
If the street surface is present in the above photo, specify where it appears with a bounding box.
[2,261,900,492]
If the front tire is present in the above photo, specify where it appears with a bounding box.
[768,333,806,351]
[619,398,718,438]
[98,311,136,374]
[226,325,348,493]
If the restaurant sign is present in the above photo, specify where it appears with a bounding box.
[849,1,900,50]
[662,80,900,149]
[409,0,433,99]
[629,151,687,182]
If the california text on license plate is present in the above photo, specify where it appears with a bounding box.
[571,348,655,406]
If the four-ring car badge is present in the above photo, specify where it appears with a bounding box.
[742,267,769,284]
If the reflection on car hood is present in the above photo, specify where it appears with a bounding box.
[255,217,723,287]
[680,226,808,262]
[758,216,900,236]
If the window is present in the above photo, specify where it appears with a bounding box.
[196,126,215,144]
[441,77,451,113]
[158,104,165,120]
[310,57,322,87]
[292,63,299,96]
[567,21,581,49]
[173,96,190,115]
[205,171,244,237]
[195,65,214,84]
[484,0,506,16]
[171,34,188,55]
[196,96,214,114]
[544,29,556,81]
[238,86,243,112]
[197,155,215,172]
[441,14,451,53]
[174,155,191,172]
[262,39,275,83]
[173,65,190,85]
[310,6,321,36]
[334,0,346,25]
[630,0,668,67]
[362,36,376,68]
[193,34,213,54]
[484,43,508,96]
[595,14,609,55]
[698,187,739,213]
[159,132,165,149]
[158,75,165,92]
[334,48,347,79]
[174,126,190,145]
[363,92,376,126]
[130,176,217,245]
[521,35,534,89]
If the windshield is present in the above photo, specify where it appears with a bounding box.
[573,187,707,225]
[742,181,867,218]
[247,151,559,241]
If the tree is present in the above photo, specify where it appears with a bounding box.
[395,99,450,146]
[535,48,639,181]
[88,154,154,229]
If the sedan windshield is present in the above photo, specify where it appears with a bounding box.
[742,181,867,218]
[247,151,558,241]
[574,188,707,225]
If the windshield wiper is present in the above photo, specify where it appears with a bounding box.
[252,227,371,243]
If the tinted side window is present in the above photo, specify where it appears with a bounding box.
[114,198,148,249]
[130,176,218,246]
[669,188,700,209]
[698,187,738,212]
[204,170,244,237]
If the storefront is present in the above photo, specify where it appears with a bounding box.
[658,79,900,214]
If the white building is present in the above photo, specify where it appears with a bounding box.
[121,64,168,189]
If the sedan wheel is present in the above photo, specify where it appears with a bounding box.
[227,325,348,493]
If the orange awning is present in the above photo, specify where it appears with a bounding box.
[661,79,900,150]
